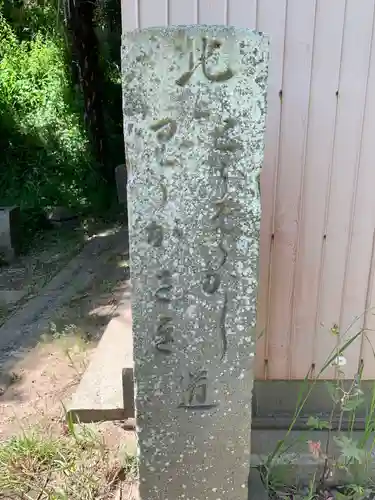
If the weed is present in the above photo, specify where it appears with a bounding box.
[39,322,90,376]
[8,371,22,385]
[44,322,87,343]
[0,433,72,495]
[263,312,375,499]
[120,450,139,480]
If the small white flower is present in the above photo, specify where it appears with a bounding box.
[331,355,347,367]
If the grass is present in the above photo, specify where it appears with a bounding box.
[0,421,137,499]
[0,308,138,499]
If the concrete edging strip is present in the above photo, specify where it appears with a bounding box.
[67,304,134,424]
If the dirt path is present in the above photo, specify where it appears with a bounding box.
[0,225,90,327]
[0,223,137,499]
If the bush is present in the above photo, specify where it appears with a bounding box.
[0,7,108,215]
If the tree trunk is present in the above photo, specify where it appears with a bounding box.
[68,0,113,184]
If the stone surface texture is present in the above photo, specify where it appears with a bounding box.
[122,25,269,500]
[67,309,134,423]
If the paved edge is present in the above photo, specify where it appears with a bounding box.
[67,302,134,424]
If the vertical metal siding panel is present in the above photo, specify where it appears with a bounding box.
[139,0,168,28]
[266,0,316,379]
[227,0,257,29]
[168,0,198,25]
[122,0,139,31]
[362,233,375,379]
[339,25,375,379]
[198,0,227,25]
[315,0,375,379]
[339,15,375,379]
[291,0,346,379]
[255,0,287,379]
[121,0,375,381]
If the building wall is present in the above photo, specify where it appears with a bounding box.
[121,0,375,380]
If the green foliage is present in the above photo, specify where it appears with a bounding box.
[263,314,375,498]
[0,2,112,225]
[334,435,367,467]
[1,0,60,40]
[306,416,331,430]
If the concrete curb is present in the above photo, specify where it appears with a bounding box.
[67,302,134,424]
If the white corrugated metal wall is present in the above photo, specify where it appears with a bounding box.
[121,0,375,380]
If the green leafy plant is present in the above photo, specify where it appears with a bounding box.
[263,312,375,499]
[0,10,103,208]
[0,0,122,246]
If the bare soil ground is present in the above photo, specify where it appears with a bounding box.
[0,222,138,499]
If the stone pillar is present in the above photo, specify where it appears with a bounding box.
[122,25,269,499]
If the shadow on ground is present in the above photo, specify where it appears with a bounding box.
[0,209,128,323]
[0,223,130,409]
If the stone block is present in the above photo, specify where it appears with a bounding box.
[0,206,21,263]
[123,25,269,499]
[67,306,134,423]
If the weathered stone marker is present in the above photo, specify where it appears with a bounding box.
[122,25,269,499]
